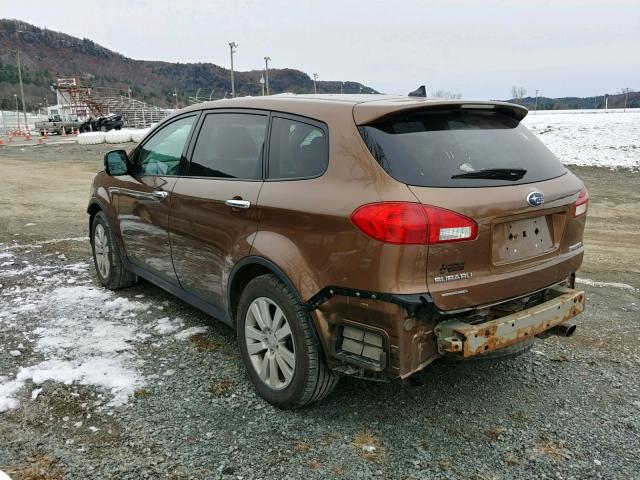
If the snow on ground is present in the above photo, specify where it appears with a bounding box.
[0,242,208,413]
[523,109,640,169]
[576,277,637,291]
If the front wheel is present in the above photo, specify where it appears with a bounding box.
[237,274,339,409]
[91,211,136,290]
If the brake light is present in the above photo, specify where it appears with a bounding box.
[574,187,589,217]
[350,202,477,245]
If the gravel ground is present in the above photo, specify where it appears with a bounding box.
[0,143,639,479]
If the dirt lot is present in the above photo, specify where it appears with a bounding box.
[1,143,639,479]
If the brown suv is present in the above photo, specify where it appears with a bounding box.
[88,95,587,408]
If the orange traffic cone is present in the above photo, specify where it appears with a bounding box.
[62,127,67,137]
[0,137,4,146]
[25,131,31,141]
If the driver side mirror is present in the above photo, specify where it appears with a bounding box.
[104,150,129,176]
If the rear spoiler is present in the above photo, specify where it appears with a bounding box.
[353,99,528,125]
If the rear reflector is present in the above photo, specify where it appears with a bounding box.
[350,202,477,245]
[574,187,589,217]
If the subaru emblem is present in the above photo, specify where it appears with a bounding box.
[527,191,544,207]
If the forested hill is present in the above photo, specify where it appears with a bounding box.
[0,18,376,110]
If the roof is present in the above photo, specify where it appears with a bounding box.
[177,94,529,125]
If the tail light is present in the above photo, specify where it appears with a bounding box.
[574,187,589,217]
[350,202,477,245]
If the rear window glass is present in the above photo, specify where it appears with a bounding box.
[358,109,566,187]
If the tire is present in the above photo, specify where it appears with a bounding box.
[91,211,136,290]
[100,125,108,132]
[236,274,339,409]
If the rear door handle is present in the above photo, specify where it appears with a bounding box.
[151,190,169,199]
[224,199,251,209]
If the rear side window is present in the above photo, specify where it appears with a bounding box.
[268,116,328,179]
[189,113,268,179]
[359,109,566,187]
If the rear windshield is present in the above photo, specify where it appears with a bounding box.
[358,109,566,188]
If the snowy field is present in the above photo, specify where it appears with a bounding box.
[523,109,640,169]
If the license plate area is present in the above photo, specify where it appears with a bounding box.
[492,216,554,265]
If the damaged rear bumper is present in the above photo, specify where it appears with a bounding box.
[433,286,585,357]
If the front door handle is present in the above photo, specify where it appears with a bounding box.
[151,190,168,200]
[224,199,251,209]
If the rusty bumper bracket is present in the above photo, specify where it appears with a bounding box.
[434,286,585,357]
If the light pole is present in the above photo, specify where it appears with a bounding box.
[260,74,265,96]
[313,73,318,94]
[340,82,344,94]
[229,42,238,97]
[14,94,20,131]
[209,88,215,101]
[534,89,539,113]
[172,89,178,109]
[264,56,271,95]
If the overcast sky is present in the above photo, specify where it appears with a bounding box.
[4,0,639,99]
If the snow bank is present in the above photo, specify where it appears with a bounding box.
[523,110,640,169]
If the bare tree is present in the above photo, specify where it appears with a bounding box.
[431,89,462,99]
[511,85,527,104]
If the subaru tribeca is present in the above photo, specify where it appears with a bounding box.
[88,95,587,408]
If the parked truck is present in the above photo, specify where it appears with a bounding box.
[35,115,83,135]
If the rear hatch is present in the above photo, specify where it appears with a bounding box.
[357,103,586,310]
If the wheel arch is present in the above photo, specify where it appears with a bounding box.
[87,200,104,244]
[227,256,304,324]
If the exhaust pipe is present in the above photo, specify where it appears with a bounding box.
[548,323,577,338]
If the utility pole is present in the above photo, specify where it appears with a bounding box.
[260,74,265,96]
[313,73,318,94]
[264,57,271,95]
[173,89,178,109]
[534,89,539,113]
[14,94,20,131]
[623,88,630,112]
[229,42,238,97]
[16,50,27,130]
[340,82,344,94]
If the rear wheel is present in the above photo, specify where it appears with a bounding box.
[237,274,339,409]
[91,211,136,290]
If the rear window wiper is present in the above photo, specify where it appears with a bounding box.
[451,168,527,181]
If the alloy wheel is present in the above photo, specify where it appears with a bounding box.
[93,223,110,279]
[244,297,296,390]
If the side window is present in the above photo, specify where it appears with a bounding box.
[188,113,268,179]
[268,117,328,179]
[137,116,196,176]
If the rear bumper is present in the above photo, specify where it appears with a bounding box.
[313,284,585,379]
[433,286,584,357]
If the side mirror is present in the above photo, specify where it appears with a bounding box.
[104,150,129,176]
